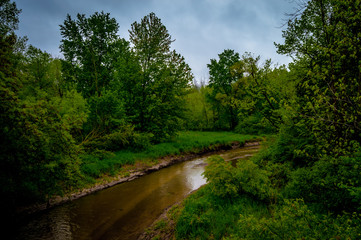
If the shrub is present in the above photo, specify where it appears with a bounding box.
[83,126,153,152]
[227,199,361,240]
[203,156,239,198]
[203,156,275,202]
[235,159,275,202]
[284,153,361,213]
[176,185,269,240]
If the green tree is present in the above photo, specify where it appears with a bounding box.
[207,49,241,130]
[128,12,193,141]
[235,54,290,134]
[60,11,121,97]
[184,82,214,130]
[0,0,23,76]
[275,0,361,156]
[270,0,361,213]
[1,1,84,214]
[1,74,83,205]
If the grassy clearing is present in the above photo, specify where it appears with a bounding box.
[80,131,260,183]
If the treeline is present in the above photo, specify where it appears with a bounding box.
[0,0,280,211]
[176,0,361,239]
[0,0,290,210]
[185,50,289,134]
[1,1,196,210]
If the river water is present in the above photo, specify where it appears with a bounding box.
[15,144,260,240]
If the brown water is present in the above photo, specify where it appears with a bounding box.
[15,145,260,240]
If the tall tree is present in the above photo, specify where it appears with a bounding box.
[0,0,22,76]
[0,0,83,216]
[275,0,361,156]
[60,11,121,97]
[207,49,241,130]
[128,12,193,141]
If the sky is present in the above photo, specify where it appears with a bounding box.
[14,0,297,83]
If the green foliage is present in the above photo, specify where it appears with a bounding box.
[128,12,193,141]
[207,49,240,130]
[228,199,361,240]
[177,1,361,239]
[51,89,88,140]
[0,73,82,205]
[176,186,269,240]
[23,45,53,91]
[79,132,257,182]
[60,11,122,97]
[203,156,274,202]
[80,152,120,179]
[85,89,125,134]
[235,113,274,135]
[83,125,152,152]
[0,0,24,77]
[203,156,239,198]
[0,0,20,36]
[206,50,291,133]
[284,151,361,213]
[184,84,214,130]
[276,0,361,157]
[235,159,275,202]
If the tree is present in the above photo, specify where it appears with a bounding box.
[184,83,214,130]
[60,11,121,97]
[128,12,193,141]
[207,49,241,130]
[1,74,83,206]
[0,1,84,214]
[275,0,361,156]
[0,0,23,76]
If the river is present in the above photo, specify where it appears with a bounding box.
[15,144,260,240]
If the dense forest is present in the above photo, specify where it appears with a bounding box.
[174,0,361,239]
[1,0,361,238]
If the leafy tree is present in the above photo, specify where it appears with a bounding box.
[1,76,83,201]
[128,12,193,141]
[60,11,121,97]
[269,0,361,214]
[0,0,23,76]
[1,1,85,214]
[184,83,214,130]
[236,55,292,134]
[275,0,361,157]
[207,49,241,130]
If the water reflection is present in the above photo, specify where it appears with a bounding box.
[16,145,260,240]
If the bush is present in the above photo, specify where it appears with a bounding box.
[129,132,153,151]
[203,156,275,202]
[235,159,275,202]
[176,185,269,240]
[203,156,239,198]
[227,199,361,240]
[83,126,153,152]
[284,153,361,213]
[235,113,275,135]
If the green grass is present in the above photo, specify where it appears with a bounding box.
[175,185,269,240]
[80,131,260,181]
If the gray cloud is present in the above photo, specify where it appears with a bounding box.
[15,0,296,81]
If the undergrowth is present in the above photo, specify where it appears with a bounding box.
[79,131,259,183]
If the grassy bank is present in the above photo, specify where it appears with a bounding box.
[167,141,361,240]
[80,131,260,184]
[173,186,361,240]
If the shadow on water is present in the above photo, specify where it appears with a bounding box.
[15,144,260,240]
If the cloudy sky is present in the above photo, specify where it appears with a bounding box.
[15,0,297,82]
